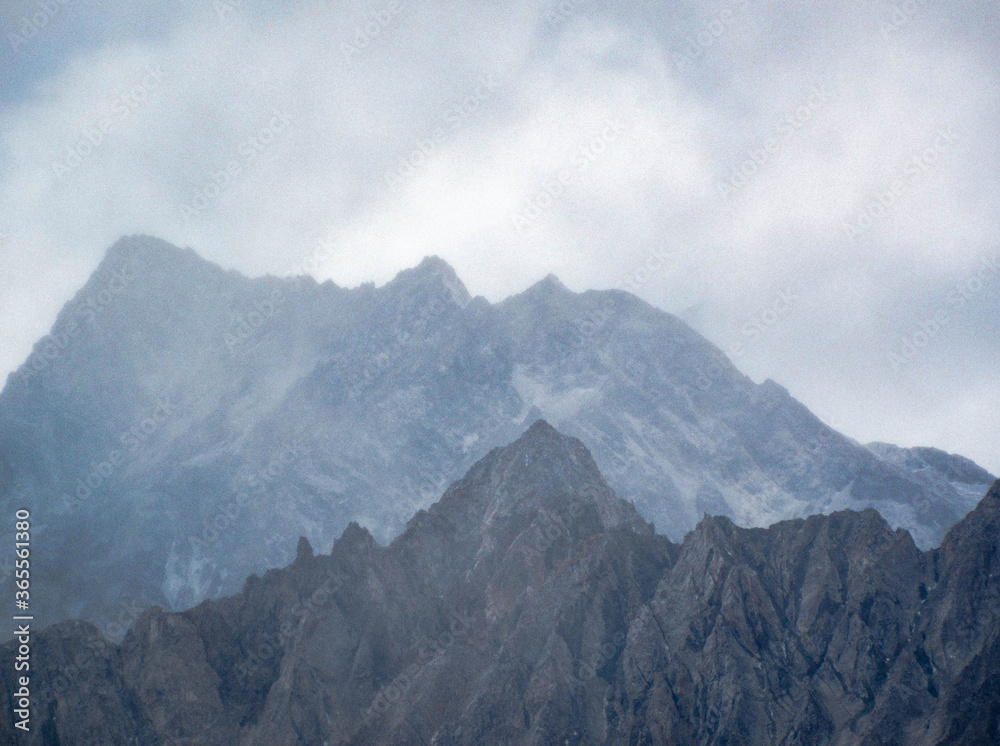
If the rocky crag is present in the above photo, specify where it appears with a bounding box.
[0,236,992,632]
[3,422,998,745]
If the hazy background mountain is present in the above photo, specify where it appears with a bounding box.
[4,422,998,744]
[3,0,998,487]
[0,235,993,632]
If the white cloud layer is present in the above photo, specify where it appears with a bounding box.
[1,0,998,472]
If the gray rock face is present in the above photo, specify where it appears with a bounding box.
[0,236,992,631]
[3,423,998,745]
[866,442,995,523]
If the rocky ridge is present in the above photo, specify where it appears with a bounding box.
[0,236,993,631]
[2,422,998,745]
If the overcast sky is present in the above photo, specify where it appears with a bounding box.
[1,0,998,473]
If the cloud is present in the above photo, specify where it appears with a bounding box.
[0,0,998,472]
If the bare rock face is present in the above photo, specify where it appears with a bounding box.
[0,620,159,745]
[2,424,999,745]
[855,479,1000,744]
[1,236,994,633]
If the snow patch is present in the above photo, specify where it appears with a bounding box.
[512,365,602,426]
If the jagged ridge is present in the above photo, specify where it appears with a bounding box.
[0,236,993,634]
[2,424,998,745]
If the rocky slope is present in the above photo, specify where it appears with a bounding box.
[0,236,993,631]
[2,422,997,745]
[867,441,996,524]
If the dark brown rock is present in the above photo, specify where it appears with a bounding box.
[2,426,997,745]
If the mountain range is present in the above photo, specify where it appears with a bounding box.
[0,235,993,632]
[3,421,998,744]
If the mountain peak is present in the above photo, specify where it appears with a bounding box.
[415,255,454,273]
[495,274,578,341]
[500,419,599,475]
[101,234,196,268]
[389,421,652,602]
[493,418,600,482]
[942,478,1000,547]
[295,536,314,561]
[526,273,571,296]
[431,420,651,536]
[336,521,378,552]
[519,417,561,442]
[86,235,225,299]
[389,255,471,306]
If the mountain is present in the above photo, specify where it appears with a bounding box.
[866,441,996,521]
[0,235,993,632]
[3,422,998,744]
